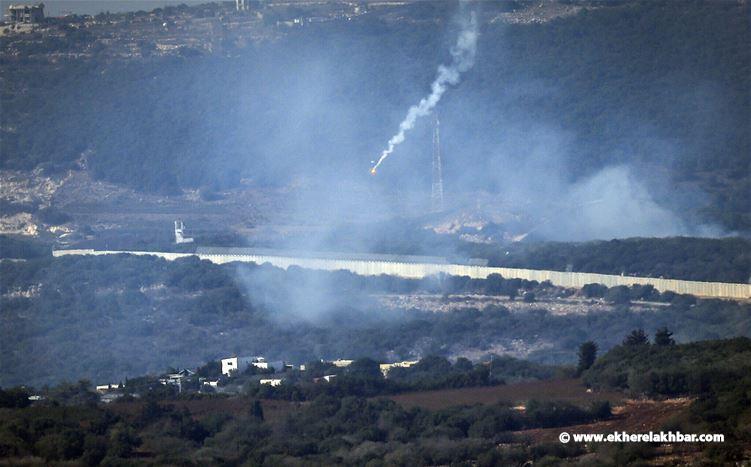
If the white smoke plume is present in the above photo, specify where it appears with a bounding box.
[371,10,478,174]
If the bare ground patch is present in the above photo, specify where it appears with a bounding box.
[388,378,626,411]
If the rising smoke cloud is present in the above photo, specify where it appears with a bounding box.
[371,10,478,174]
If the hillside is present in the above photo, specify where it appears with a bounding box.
[466,237,751,283]
[0,1,749,232]
[2,254,750,387]
[2,336,749,465]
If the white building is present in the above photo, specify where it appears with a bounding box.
[222,356,253,375]
[331,359,353,368]
[220,355,295,375]
[159,369,195,393]
[260,378,284,387]
[200,379,220,388]
[174,220,194,244]
[251,357,271,370]
[380,360,419,377]
[7,3,45,23]
[313,374,337,383]
[221,356,274,375]
[95,383,121,393]
[95,383,124,402]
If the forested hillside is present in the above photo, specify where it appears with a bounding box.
[1,1,749,230]
[1,335,748,465]
[2,254,749,387]
[467,237,751,283]
[582,337,751,461]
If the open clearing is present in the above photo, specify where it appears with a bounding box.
[515,398,692,443]
[388,378,626,410]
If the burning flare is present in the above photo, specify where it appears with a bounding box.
[370,10,478,174]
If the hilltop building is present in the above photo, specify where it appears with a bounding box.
[221,356,255,375]
[259,378,283,386]
[7,3,44,23]
[380,360,419,377]
[159,368,195,393]
[331,359,353,368]
[174,220,194,244]
[221,356,290,375]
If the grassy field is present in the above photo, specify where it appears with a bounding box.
[516,398,692,443]
[387,378,626,410]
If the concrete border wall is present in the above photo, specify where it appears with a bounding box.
[52,249,751,300]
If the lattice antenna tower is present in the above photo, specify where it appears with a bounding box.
[431,115,444,213]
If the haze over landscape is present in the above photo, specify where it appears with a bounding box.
[0,0,750,465]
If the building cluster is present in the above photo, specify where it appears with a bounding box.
[2,1,369,59]
[174,220,194,244]
[2,1,268,56]
[7,3,44,23]
[91,354,422,403]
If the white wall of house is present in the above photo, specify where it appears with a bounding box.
[260,378,283,386]
[380,360,419,377]
[221,356,256,375]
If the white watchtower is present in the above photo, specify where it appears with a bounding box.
[174,220,194,244]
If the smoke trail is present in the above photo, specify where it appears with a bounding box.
[371,11,478,174]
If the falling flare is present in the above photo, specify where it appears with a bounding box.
[370,10,478,174]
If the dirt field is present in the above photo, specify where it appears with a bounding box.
[376,293,666,315]
[388,378,626,410]
[388,380,698,460]
[515,398,693,443]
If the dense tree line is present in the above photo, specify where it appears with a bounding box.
[0,387,609,465]
[582,336,751,462]
[0,235,50,259]
[239,355,560,401]
[465,236,751,283]
[584,336,751,398]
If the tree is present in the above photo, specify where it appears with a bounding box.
[454,357,474,372]
[81,435,107,466]
[107,424,140,458]
[654,327,675,346]
[623,329,649,346]
[347,358,382,380]
[35,429,84,461]
[605,286,630,305]
[250,400,264,421]
[196,360,222,378]
[582,283,608,298]
[0,387,31,408]
[484,273,504,295]
[577,341,598,375]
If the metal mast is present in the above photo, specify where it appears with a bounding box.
[431,115,444,213]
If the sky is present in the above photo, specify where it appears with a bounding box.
[2,0,207,17]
